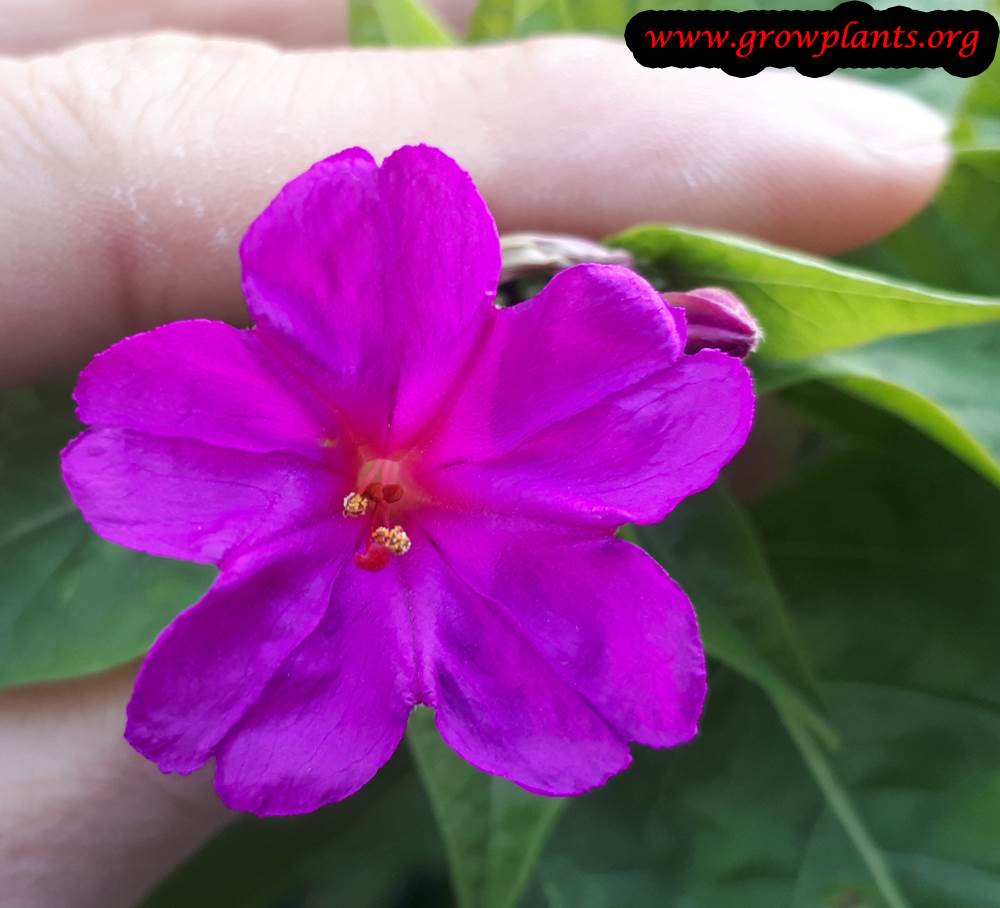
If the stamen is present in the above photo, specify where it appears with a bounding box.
[342,492,370,518]
[372,525,412,555]
[345,460,411,570]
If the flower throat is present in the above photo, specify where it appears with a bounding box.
[343,458,412,572]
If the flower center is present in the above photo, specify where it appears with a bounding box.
[343,458,412,572]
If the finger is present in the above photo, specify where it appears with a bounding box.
[0,0,475,55]
[0,34,948,385]
[0,664,230,908]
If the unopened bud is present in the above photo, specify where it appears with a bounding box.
[663,287,762,359]
[499,233,633,283]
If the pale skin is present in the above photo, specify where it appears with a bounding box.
[0,2,951,905]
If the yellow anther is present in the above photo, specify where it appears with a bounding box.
[342,492,370,518]
[372,525,411,555]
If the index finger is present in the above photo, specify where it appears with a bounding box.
[0,0,474,55]
[0,35,948,386]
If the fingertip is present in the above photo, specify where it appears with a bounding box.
[453,36,951,254]
[753,71,951,252]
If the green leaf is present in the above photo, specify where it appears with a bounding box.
[408,708,566,908]
[536,676,832,908]
[612,225,1000,360]
[469,0,993,41]
[953,25,1000,147]
[635,489,909,902]
[761,323,1000,488]
[468,0,574,39]
[469,0,848,40]
[753,413,1000,907]
[637,486,908,903]
[843,150,1000,296]
[749,149,1000,489]
[779,706,911,908]
[632,162,1000,490]
[540,415,1000,907]
[0,382,212,689]
[350,0,456,46]
[556,0,632,31]
[633,487,837,750]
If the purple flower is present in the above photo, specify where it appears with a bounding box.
[61,146,754,816]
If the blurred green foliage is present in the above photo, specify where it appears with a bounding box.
[0,383,212,688]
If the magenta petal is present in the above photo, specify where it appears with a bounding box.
[125,523,355,775]
[394,532,630,796]
[240,148,387,440]
[75,320,339,459]
[425,349,754,526]
[62,429,338,563]
[240,145,500,445]
[214,559,415,815]
[433,603,631,796]
[422,510,706,753]
[421,264,684,462]
[376,145,501,443]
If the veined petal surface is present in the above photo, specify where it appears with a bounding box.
[240,145,501,446]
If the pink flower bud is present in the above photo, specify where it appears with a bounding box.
[664,287,762,359]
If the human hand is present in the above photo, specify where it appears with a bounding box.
[0,2,950,905]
